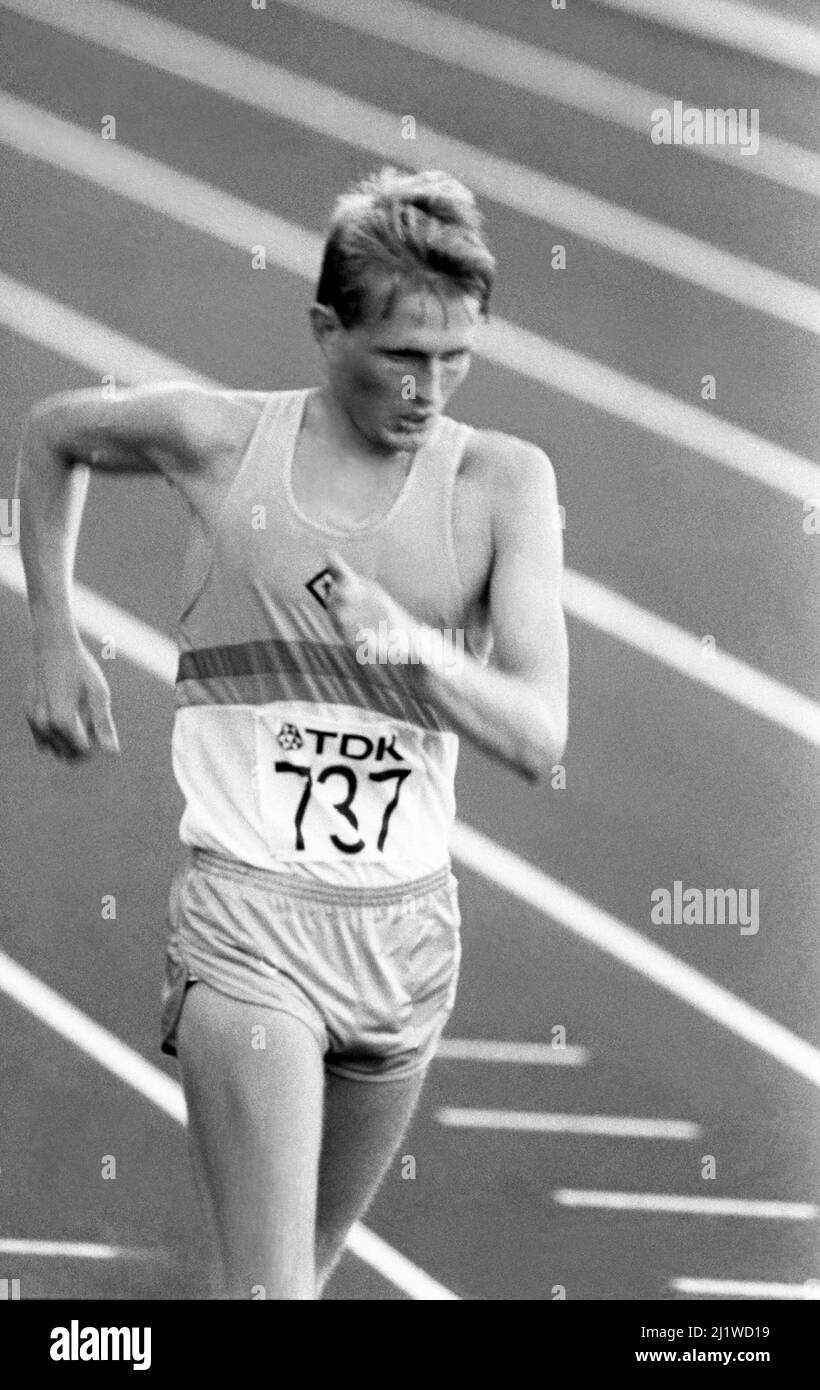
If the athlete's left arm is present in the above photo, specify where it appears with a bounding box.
[325,443,568,783]
[421,440,568,782]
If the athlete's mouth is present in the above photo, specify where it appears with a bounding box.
[394,414,433,429]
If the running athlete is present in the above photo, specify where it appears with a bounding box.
[17,168,568,1299]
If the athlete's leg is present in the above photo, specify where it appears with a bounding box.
[315,1067,426,1293]
[176,981,325,1300]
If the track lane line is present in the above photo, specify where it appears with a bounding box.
[588,0,820,78]
[563,570,820,748]
[275,0,820,198]
[672,1277,820,1298]
[0,949,187,1121]
[436,1039,588,1065]
[554,1190,818,1218]
[0,1239,164,1260]
[2,544,819,1089]
[343,1227,459,1300]
[449,823,820,1090]
[0,951,459,1299]
[438,1109,700,1138]
[1,0,818,331]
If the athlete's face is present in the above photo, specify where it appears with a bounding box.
[314,285,482,453]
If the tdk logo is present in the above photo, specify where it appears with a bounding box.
[305,727,405,762]
[276,722,304,751]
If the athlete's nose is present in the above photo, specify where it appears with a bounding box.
[415,359,444,410]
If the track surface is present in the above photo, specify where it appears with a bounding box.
[0,0,819,1300]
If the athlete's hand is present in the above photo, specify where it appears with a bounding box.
[321,550,419,656]
[25,637,120,761]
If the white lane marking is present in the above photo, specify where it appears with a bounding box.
[1,2,818,332]
[0,949,456,1299]
[486,316,820,503]
[449,823,820,1090]
[672,1277,820,1299]
[0,1239,163,1260]
[564,571,820,749]
[2,297,820,1088]
[344,1226,459,1300]
[588,0,820,79]
[0,948,187,1122]
[275,0,820,198]
[3,98,820,505]
[438,1109,699,1138]
[436,1039,588,1066]
[555,1190,818,1218]
[0,281,216,390]
[0,548,177,683]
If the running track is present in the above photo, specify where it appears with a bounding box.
[0,0,818,1300]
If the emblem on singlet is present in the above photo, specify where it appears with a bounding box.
[305,567,335,609]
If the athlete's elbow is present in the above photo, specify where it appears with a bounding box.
[520,711,567,783]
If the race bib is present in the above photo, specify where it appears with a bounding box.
[254,706,455,863]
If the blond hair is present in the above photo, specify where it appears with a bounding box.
[315,167,496,327]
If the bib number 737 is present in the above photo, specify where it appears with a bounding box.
[274,760,411,855]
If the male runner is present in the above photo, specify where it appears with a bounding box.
[17,167,568,1299]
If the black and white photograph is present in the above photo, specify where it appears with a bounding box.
[0,0,818,1344]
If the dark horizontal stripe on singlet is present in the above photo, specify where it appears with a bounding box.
[175,638,445,731]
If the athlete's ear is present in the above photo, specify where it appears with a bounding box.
[309,302,343,354]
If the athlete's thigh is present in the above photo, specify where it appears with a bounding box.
[177,982,325,1296]
[316,1067,427,1268]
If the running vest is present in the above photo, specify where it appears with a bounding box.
[171,387,492,886]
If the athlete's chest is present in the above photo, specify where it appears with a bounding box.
[287,456,493,606]
[195,397,494,636]
[214,427,491,612]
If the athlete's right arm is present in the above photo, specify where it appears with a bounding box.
[15,381,224,761]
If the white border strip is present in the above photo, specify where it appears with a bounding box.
[275,0,820,198]
[672,1276,820,1299]
[588,0,820,79]
[0,948,458,1299]
[554,1189,818,1218]
[1,0,818,331]
[436,1039,588,1065]
[438,1109,699,1138]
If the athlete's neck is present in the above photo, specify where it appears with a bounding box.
[309,386,415,469]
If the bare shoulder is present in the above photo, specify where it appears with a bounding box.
[173,385,270,461]
[461,427,558,512]
[465,426,553,476]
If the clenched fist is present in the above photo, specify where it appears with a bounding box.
[26,638,120,761]
[321,550,418,652]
